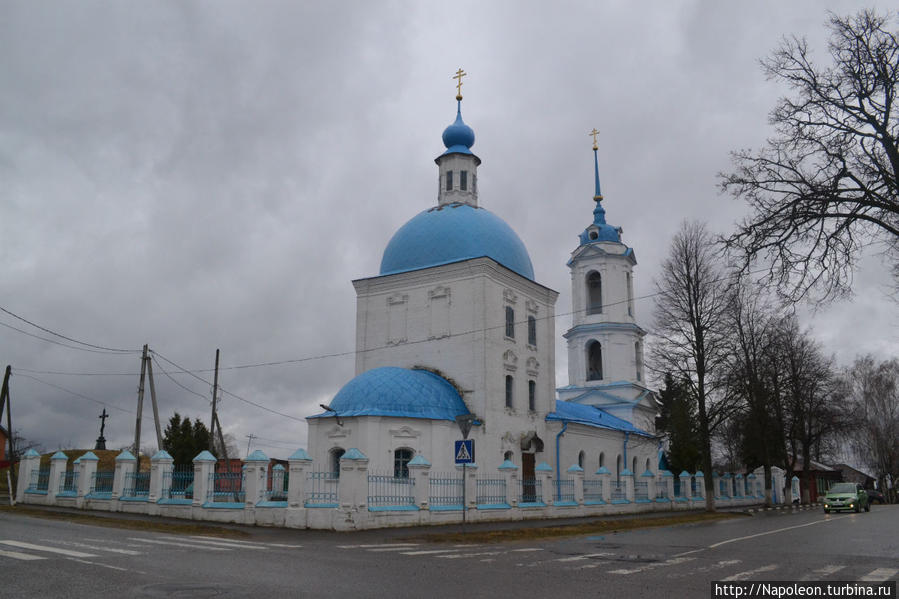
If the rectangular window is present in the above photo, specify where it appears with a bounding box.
[505,375,514,409]
[528,380,536,411]
[460,170,467,191]
[527,316,536,346]
[505,306,515,339]
[446,170,453,191]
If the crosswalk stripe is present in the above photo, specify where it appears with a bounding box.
[47,540,142,556]
[0,549,46,561]
[556,552,614,562]
[800,565,845,581]
[401,549,463,556]
[438,551,504,559]
[170,537,267,550]
[338,543,418,549]
[860,568,898,582]
[128,538,230,551]
[722,564,779,581]
[608,556,696,575]
[510,548,543,553]
[0,540,96,558]
[188,536,274,548]
[367,547,423,552]
[264,543,304,549]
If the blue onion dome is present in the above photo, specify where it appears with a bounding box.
[315,367,471,421]
[441,103,476,156]
[380,202,535,280]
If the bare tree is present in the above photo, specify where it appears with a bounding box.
[651,221,734,511]
[721,10,899,301]
[847,355,899,502]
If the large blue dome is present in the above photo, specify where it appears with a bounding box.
[380,203,535,279]
[312,367,470,421]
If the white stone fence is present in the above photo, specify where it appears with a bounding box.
[16,448,765,531]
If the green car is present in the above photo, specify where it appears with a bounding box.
[823,483,869,513]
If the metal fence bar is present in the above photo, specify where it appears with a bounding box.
[28,467,50,492]
[428,472,463,508]
[161,465,194,500]
[90,471,114,496]
[305,471,338,506]
[476,476,507,505]
[583,478,604,503]
[556,477,575,503]
[264,467,288,501]
[58,470,79,495]
[123,472,150,498]
[634,480,649,501]
[610,480,626,501]
[367,471,414,507]
[207,470,245,503]
[520,478,541,504]
[655,476,668,499]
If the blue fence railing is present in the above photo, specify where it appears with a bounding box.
[207,470,245,503]
[263,467,288,502]
[367,471,414,508]
[58,470,79,496]
[27,467,50,493]
[583,478,604,503]
[428,472,463,509]
[90,471,114,497]
[162,466,194,501]
[656,477,668,499]
[555,478,575,503]
[610,481,626,502]
[123,472,150,499]
[520,478,541,504]
[476,476,506,506]
[634,480,649,501]
[305,471,338,507]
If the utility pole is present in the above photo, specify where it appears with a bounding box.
[1,365,14,498]
[133,344,149,461]
[245,434,257,458]
[209,349,220,453]
[145,356,163,450]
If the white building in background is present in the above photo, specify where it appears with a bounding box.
[306,82,658,484]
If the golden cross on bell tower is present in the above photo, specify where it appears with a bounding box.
[453,68,467,101]
[589,128,600,151]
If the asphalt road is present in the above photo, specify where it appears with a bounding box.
[2,505,897,598]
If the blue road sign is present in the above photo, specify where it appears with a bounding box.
[454,439,475,464]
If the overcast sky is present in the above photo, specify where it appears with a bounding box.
[2,1,897,458]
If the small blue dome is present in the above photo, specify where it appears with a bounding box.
[316,367,470,421]
[441,105,475,156]
[380,203,535,279]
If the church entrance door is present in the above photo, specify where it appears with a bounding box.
[522,453,536,502]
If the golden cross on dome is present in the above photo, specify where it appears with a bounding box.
[453,68,467,100]
[589,128,600,150]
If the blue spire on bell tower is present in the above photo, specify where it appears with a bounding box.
[579,128,621,245]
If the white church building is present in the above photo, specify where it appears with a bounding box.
[305,82,660,486]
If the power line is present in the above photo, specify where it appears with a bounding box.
[0,321,137,355]
[0,305,139,353]
[14,372,133,414]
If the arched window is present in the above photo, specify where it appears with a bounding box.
[626,272,634,316]
[645,458,651,474]
[503,450,514,463]
[578,451,585,469]
[616,454,622,479]
[632,456,638,474]
[527,316,537,346]
[587,341,603,381]
[460,170,468,191]
[394,448,414,479]
[598,452,605,469]
[446,170,453,191]
[586,271,602,315]
[330,448,345,477]
[528,380,536,412]
[505,375,514,409]
[505,306,515,338]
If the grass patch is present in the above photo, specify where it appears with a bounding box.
[408,511,744,544]
[0,505,251,539]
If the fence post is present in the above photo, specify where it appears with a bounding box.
[536,461,554,506]
[498,459,518,507]
[640,469,654,503]
[113,450,136,501]
[658,470,674,503]
[568,465,585,505]
[734,473,744,498]
[460,463,478,513]
[78,451,99,500]
[679,471,692,501]
[622,468,635,502]
[47,451,68,503]
[746,472,757,499]
[287,448,312,507]
[192,450,217,507]
[149,450,173,503]
[723,473,733,499]
[339,448,369,510]
[407,455,431,510]
[243,450,269,506]
[596,466,611,503]
[693,471,705,501]
[16,449,41,502]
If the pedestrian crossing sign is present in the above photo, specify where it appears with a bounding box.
[454,439,475,464]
